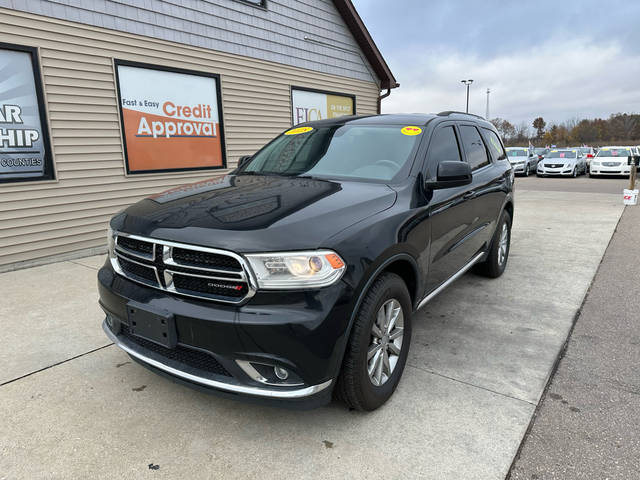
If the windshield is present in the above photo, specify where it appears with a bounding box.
[239,125,421,182]
[546,150,576,159]
[596,148,632,157]
[507,149,528,157]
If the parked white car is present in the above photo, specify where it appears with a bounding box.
[506,147,538,176]
[589,146,634,177]
[537,149,586,177]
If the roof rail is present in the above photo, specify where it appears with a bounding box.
[437,111,486,120]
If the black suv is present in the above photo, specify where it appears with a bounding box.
[99,113,514,411]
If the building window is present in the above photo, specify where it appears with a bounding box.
[114,60,226,174]
[238,0,267,8]
[0,42,54,184]
[291,87,356,126]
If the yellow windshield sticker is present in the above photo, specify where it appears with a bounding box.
[285,126,313,135]
[401,126,422,136]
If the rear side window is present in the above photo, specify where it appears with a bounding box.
[428,126,462,164]
[483,129,506,160]
[459,125,490,170]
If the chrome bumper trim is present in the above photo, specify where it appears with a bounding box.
[103,321,332,399]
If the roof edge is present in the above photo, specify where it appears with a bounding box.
[332,0,399,90]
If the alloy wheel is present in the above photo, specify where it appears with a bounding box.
[497,222,509,266]
[368,299,404,387]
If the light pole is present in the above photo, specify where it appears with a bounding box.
[461,79,473,113]
[486,88,490,119]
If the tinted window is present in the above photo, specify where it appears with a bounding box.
[459,126,490,170]
[484,129,507,160]
[427,126,462,166]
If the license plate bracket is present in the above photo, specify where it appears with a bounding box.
[127,302,177,349]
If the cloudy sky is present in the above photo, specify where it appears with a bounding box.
[352,0,640,129]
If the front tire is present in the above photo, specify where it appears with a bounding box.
[572,167,577,178]
[475,210,511,278]
[335,273,412,411]
[524,164,530,177]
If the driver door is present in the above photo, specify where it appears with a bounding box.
[425,123,479,292]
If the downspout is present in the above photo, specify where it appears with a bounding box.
[377,88,392,114]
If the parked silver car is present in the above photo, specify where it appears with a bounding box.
[537,149,586,177]
[506,147,538,176]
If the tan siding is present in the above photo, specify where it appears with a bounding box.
[0,7,380,269]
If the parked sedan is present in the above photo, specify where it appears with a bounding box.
[506,147,538,176]
[589,146,635,177]
[537,149,586,177]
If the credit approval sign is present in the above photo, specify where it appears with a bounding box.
[115,61,225,173]
[291,88,355,125]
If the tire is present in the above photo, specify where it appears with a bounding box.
[524,165,530,177]
[572,167,577,178]
[475,210,511,278]
[335,272,412,411]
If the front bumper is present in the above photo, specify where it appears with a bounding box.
[537,165,574,176]
[98,262,354,407]
[589,164,631,176]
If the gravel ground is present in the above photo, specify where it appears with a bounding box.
[509,203,640,479]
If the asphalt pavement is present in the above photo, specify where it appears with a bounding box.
[509,197,640,479]
[516,174,629,194]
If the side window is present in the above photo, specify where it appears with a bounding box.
[427,126,462,168]
[459,125,490,170]
[483,129,507,161]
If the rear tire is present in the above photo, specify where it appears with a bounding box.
[335,273,412,411]
[475,210,511,278]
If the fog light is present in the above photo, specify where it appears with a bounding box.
[274,366,289,380]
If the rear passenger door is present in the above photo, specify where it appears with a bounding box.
[458,124,505,256]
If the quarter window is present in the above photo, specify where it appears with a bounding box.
[483,129,507,161]
[459,125,490,170]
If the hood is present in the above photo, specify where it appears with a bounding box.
[543,157,576,165]
[112,174,397,252]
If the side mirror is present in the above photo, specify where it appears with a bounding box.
[426,161,472,189]
[238,155,252,168]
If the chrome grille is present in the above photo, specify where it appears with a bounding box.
[111,232,256,304]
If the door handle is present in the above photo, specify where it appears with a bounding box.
[463,191,476,200]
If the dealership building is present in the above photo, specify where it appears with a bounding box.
[0,0,397,271]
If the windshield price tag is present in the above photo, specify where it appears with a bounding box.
[401,126,422,136]
[285,126,314,135]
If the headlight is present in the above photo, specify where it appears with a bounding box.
[245,250,345,289]
[107,226,115,257]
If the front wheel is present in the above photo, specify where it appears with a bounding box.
[335,273,412,411]
[475,210,511,278]
[572,167,577,178]
[524,164,530,176]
